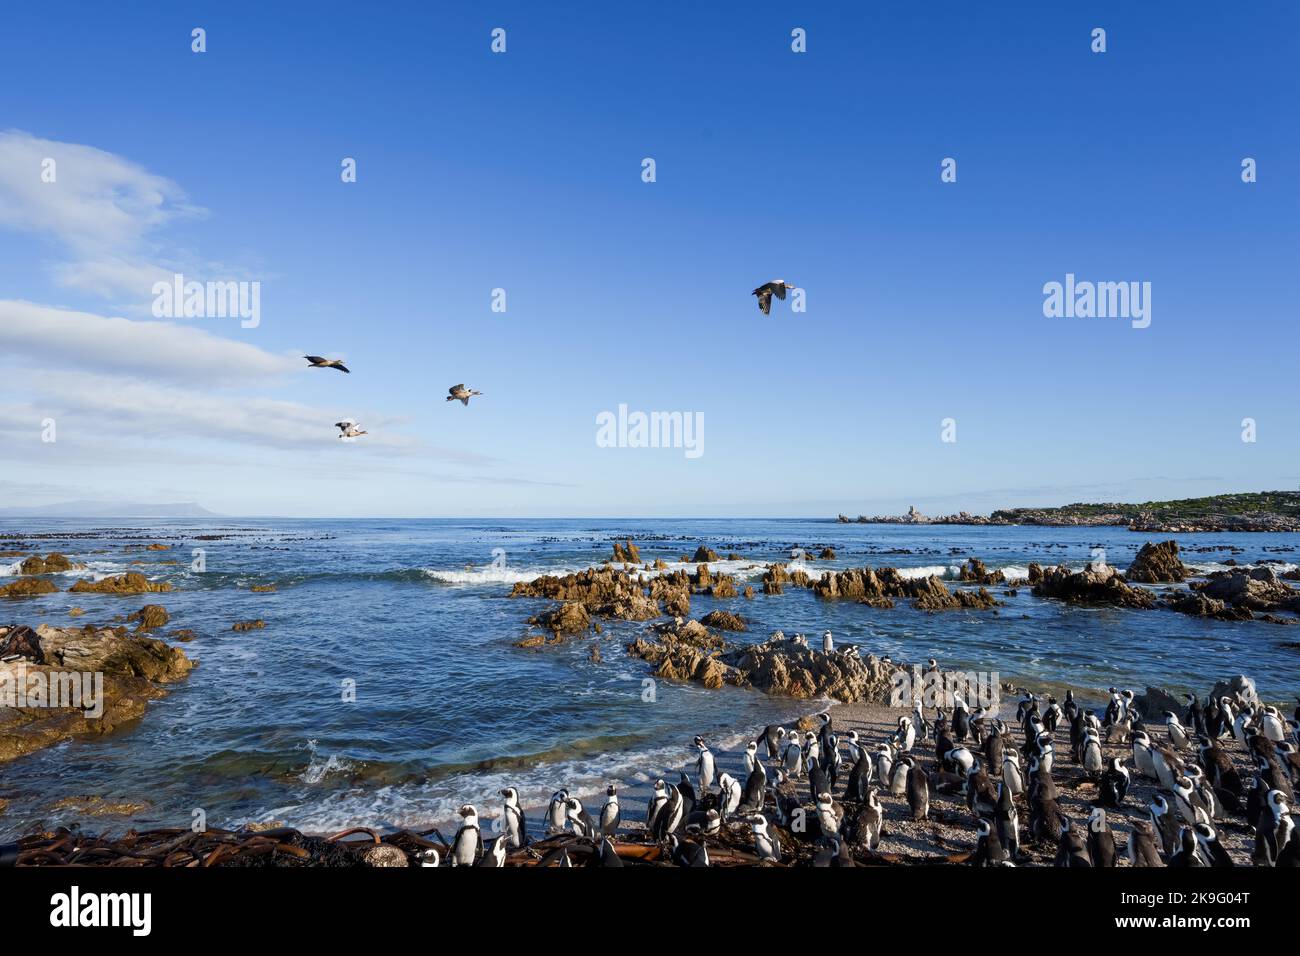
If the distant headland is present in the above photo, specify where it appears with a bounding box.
[838,491,1300,532]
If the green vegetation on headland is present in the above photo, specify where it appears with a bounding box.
[838,491,1300,531]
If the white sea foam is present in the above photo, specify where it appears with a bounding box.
[420,557,771,587]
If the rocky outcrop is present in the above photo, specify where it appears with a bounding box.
[1191,568,1300,613]
[1,577,59,599]
[724,633,902,702]
[818,547,836,560]
[1133,686,1182,716]
[0,623,196,764]
[511,567,659,621]
[708,577,738,599]
[626,619,734,690]
[700,610,747,632]
[1166,591,1252,621]
[1210,674,1258,709]
[19,553,78,575]
[1031,563,1157,609]
[1125,540,1187,583]
[627,621,906,703]
[69,573,173,595]
[232,619,266,632]
[127,605,170,630]
[691,545,721,563]
[661,587,691,618]
[811,566,999,611]
[611,539,640,564]
[529,601,591,634]
[958,558,1005,585]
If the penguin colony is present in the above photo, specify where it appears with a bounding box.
[418,678,1300,867]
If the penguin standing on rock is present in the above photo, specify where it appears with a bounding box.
[501,787,527,848]
[476,834,508,868]
[749,814,782,862]
[653,783,684,841]
[450,804,482,867]
[645,779,669,833]
[546,789,569,835]
[565,796,596,837]
[739,758,766,814]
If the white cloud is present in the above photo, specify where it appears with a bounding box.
[0,299,300,383]
[0,129,203,302]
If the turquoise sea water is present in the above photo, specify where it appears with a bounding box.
[1,517,1297,839]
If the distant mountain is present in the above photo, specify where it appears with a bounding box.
[0,501,220,518]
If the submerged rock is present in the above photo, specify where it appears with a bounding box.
[69,573,173,595]
[1125,540,1187,583]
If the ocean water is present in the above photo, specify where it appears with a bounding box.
[1,517,1297,839]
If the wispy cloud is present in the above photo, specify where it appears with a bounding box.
[0,129,203,303]
[0,299,300,384]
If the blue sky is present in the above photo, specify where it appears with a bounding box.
[1,0,1296,517]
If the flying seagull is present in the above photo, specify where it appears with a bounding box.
[305,355,350,373]
[447,384,483,406]
[752,279,794,315]
[334,419,367,439]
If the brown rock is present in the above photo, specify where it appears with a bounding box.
[0,623,195,764]
[818,547,837,560]
[232,619,266,631]
[700,610,747,631]
[691,545,721,563]
[529,602,591,633]
[1031,563,1157,609]
[1126,540,1187,583]
[19,553,76,575]
[69,573,173,595]
[127,604,170,630]
[709,576,738,599]
[1,577,59,599]
[611,539,641,564]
